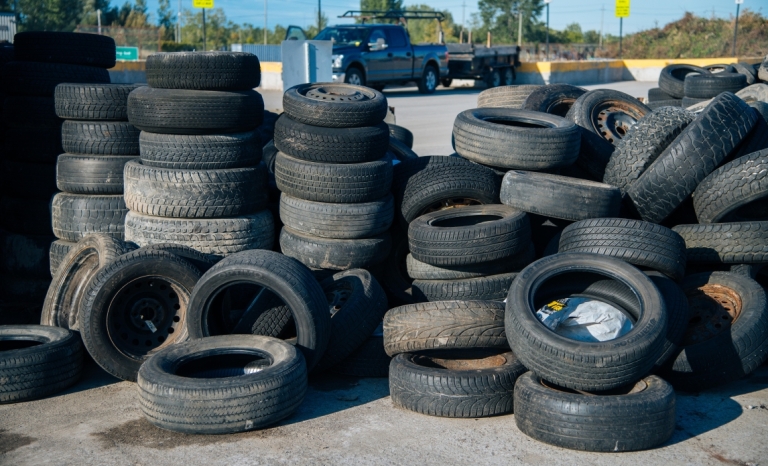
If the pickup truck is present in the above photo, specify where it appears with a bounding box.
[289,24,448,94]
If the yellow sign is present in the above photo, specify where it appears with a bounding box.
[193,0,213,8]
[615,0,630,17]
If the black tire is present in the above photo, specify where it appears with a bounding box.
[682,96,709,107]
[648,87,676,102]
[2,95,60,127]
[501,170,621,221]
[684,72,747,99]
[61,120,140,156]
[388,124,413,148]
[514,372,675,452]
[659,64,709,98]
[406,242,534,280]
[282,83,387,128]
[477,84,541,109]
[693,149,768,223]
[187,249,331,371]
[273,114,389,163]
[56,154,136,194]
[408,205,530,267]
[51,193,127,242]
[646,271,690,370]
[138,335,305,434]
[417,64,438,94]
[274,152,392,203]
[80,249,202,381]
[331,326,390,378]
[412,273,516,302]
[42,234,134,330]
[54,83,142,120]
[2,61,110,96]
[0,197,54,236]
[314,269,388,372]
[127,86,264,135]
[672,222,768,264]
[393,156,500,227]
[388,137,419,161]
[134,243,219,274]
[603,106,694,194]
[731,108,768,160]
[383,300,507,356]
[2,123,63,163]
[441,78,453,88]
[558,218,687,280]
[627,93,757,223]
[0,159,57,200]
[146,52,261,90]
[0,325,83,404]
[279,227,391,270]
[453,108,581,170]
[279,193,393,239]
[505,252,667,391]
[371,233,415,306]
[566,89,651,180]
[124,210,274,257]
[390,349,525,418]
[49,239,76,276]
[647,99,683,110]
[0,230,53,278]
[760,55,768,81]
[751,101,768,122]
[13,31,116,68]
[665,272,768,390]
[139,130,261,170]
[521,83,586,117]
[123,160,267,219]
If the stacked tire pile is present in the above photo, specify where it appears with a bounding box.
[50,83,141,275]
[124,52,274,258]
[0,32,112,324]
[273,83,394,273]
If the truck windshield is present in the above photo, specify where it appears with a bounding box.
[315,28,368,47]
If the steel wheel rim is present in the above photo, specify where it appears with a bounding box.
[591,100,644,143]
[683,284,742,345]
[346,74,362,86]
[426,70,437,90]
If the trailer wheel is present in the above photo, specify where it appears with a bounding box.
[486,69,502,88]
[441,78,453,88]
[504,68,515,86]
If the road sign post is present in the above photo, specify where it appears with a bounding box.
[615,0,630,58]
[733,0,743,56]
[192,0,214,50]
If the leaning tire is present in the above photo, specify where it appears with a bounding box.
[279,227,391,270]
[0,325,83,404]
[521,83,586,117]
[282,83,387,128]
[51,193,128,242]
[146,52,261,90]
[139,130,261,169]
[514,372,676,452]
[672,222,768,264]
[388,124,413,148]
[49,240,76,276]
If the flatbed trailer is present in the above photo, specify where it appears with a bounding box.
[445,43,520,88]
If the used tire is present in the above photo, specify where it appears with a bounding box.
[682,96,709,107]
[274,152,392,203]
[125,210,274,257]
[665,272,768,390]
[51,193,128,242]
[684,72,747,99]
[672,222,768,264]
[186,249,331,371]
[61,120,140,155]
[388,137,419,161]
[127,86,264,134]
[282,83,387,128]
[603,106,695,194]
[138,335,306,434]
[501,170,621,221]
[477,84,541,108]
[0,325,83,403]
[390,349,525,418]
[49,239,76,276]
[412,273,516,302]
[406,242,534,280]
[331,324,390,378]
[627,92,757,223]
[14,31,116,68]
[139,130,261,170]
[146,52,261,90]
[659,64,709,98]
[274,114,389,163]
[646,271,690,370]
[514,372,676,452]
[123,160,267,219]
[41,234,134,330]
[388,124,413,148]
[558,218,687,280]
[56,154,136,194]
[453,108,580,170]
[279,193,393,239]
[505,252,667,391]
[80,249,202,381]
[2,61,110,96]
[693,149,768,223]
[54,83,142,120]
[408,205,530,267]
[648,87,676,102]
[522,83,586,117]
[647,99,683,110]
[279,227,391,270]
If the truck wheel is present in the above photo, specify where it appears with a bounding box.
[345,68,365,86]
[418,65,438,94]
[485,69,501,88]
[441,78,452,88]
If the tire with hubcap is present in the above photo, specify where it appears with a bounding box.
[344,67,364,86]
[418,64,438,94]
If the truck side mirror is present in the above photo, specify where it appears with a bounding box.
[369,38,388,51]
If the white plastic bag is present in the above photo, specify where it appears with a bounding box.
[536,297,633,342]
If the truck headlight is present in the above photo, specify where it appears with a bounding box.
[332,54,344,69]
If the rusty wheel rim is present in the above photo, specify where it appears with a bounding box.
[305,85,369,102]
[592,100,644,144]
[419,197,484,216]
[682,284,742,346]
[325,280,353,317]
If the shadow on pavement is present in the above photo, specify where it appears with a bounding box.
[55,357,121,398]
[383,87,482,99]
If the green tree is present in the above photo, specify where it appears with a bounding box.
[157,0,175,40]
[359,0,404,23]
[561,22,583,43]
[403,4,458,44]
[304,10,329,38]
[15,0,85,31]
[477,0,544,44]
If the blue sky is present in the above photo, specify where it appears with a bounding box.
[142,0,766,36]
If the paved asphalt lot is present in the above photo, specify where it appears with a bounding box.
[4,80,768,465]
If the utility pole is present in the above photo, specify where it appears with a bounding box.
[97,9,101,35]
[264,0,268,44]
[177,0,181,43]
[318,0,321,33]
[461,0,466,38]
[202,8,206,51]
[733,0,743,57]
[599,4,604,49]
[544,0,551,61]
[619,17,623,58]
[517,4,523,46]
